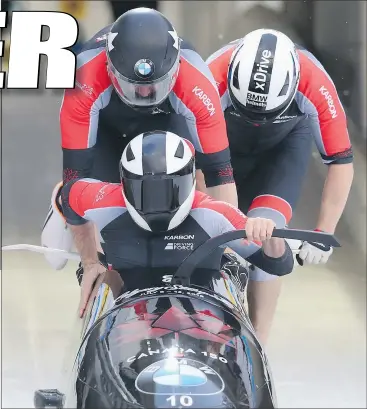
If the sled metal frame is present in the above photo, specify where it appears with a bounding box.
[2,240,305,262]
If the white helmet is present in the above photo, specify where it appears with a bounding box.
[228,29,300,124]
[120,131,196,233]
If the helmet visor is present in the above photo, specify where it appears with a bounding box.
[123,174,194,214]
[108,56,180,107]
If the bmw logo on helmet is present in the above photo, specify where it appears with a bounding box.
[134,59,155,79]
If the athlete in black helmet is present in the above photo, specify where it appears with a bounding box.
[42,8,238,273]
[106,7,182,112]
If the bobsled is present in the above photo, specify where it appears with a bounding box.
[3,228,341,408]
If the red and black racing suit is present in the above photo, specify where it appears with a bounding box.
[61,179,293,290]
[206,41,353,227]
[60,25,234,188]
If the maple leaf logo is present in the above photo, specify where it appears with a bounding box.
[111,305,234,346]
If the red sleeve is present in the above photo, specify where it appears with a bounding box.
[207,200,248,230]
[62,179,124,224]
[192,191,267,254]
[207,44,236,98]
[172,50,229,154]
[60,49,112,150]
[191,192,292,269]
[297,49,353,164]
[71,180,123,214]
[193,191,247,230]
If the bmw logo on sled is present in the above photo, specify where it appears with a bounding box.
[25,228,340,408]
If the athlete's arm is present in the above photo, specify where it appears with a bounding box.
[297,49,354,233]
[61,177,125,318]
[193,194,294,275]
[61,178,123,263]
[316,163,353,233]
[60,46,113,185]
[61,179,103,266]
[170,47,238,206]
[222,205,293,275]
[62,179,101,319]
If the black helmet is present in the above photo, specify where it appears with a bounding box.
[119,131,196,233]
[106,8,181,109]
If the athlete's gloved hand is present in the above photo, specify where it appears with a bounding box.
[297,241,333,265]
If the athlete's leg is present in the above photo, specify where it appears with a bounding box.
[234,172,281,345]
[246,274,282,346]
[239,120,313,346]
[235,164,285,346]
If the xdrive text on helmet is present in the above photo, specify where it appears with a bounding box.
[206,28,354,345]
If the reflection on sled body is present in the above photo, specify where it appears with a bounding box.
[64,259,277,408]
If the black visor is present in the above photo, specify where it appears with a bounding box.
[123,174,194,214]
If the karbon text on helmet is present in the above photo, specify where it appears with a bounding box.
[120,131,196,233]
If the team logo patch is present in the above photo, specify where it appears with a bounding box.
[246,91,268,108]
[134,59,155,79]
[135,358,224,395]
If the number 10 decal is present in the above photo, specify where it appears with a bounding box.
[167,395,193,407]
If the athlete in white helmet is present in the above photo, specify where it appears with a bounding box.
[227,30,300,122]
[60,131,294,319]
[206,28,354,344]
